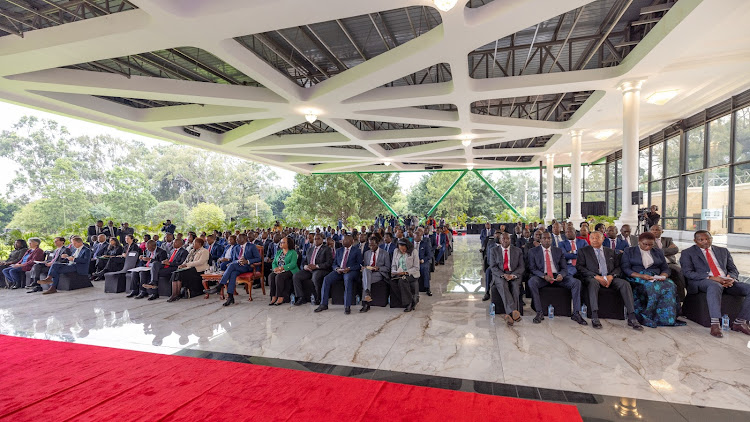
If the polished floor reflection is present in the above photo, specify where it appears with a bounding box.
[2,235,750,418]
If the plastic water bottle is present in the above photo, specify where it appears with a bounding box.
[581,304,588,317]
[722,314,730,331]
[548,304,555,319]
[290,293,296,305]
[356,294,361,305]
[490,303,496,316]
[311,294,315,305]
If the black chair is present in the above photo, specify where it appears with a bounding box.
[57,273,93,290]
[158,275,172,297]
[531,284,573,317]
[489,284,524,316]
[581,284,625,320]
[683,292,746,327]
[330,278,358,306]
[369,280,389,307]
[104,254,139,293]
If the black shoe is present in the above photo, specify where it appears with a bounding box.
[628,318,644,331]
[404,303,413,312]
[166,296,178,303]
[314,300,321,306]
[592,319,603,329]
[293,299,307,306]
[223,294,234,307]
[26,286,42,293]
[252,284,261,289]
[345,307,351,315]
[571,312,588,326]
[482,292,490,301]
[147,294,159,301]
[533,312,544,324]
[126,291,138,298]
[359,303,370,313]
[426,290,433,297]
[135,292,148,299]
[203,285,220,294]
[314,305,328,313]
[10,284,19,290]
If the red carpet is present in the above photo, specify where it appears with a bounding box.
[0,335,581,421]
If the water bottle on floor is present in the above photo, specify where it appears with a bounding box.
[548,304,555,319]
[356,294,361,305]
[311,294,315,305]
[581,304,588,317]
[290,293,295,305]
[489,303,496,316]
[722,314,730,331]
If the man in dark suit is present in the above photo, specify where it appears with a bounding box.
[576,231,642,330]
[527,232,587,325]
[433,226,447,265]
[522,229,541,261]
[205,234,225,266]
[380,232,397,258]
[103,221,118,239]
[140,239,187,300]
[128,240,169,299]
[482,230,504,301]
[118,222,135,245]
[615,225,638,252]
[550,222,566,248]
[489,233,525,325]
[29,237,70,290]
[560,226,588,278]
[516,228,531,250]
[680,230,750,338]
[211,233,261,306]
[315,235,362,315]
[293,233,333,306]
[161,219,176,234]
[38,236,91,295]
[603,225,619,250]
[650,225,685,302]
[360,236,392,312]
[479,222,492,252]
[413,230,433,296]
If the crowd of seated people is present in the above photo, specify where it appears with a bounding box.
[3,215,748,339]
[480,218,749,338]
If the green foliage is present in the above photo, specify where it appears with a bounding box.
[145,201,189,227]
[0,195,21,230]
[586,215,616,226]
[263,187,290,219]
[101,167,157,223]
[187,203,226,232]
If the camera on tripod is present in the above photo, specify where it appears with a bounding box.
[637,207,649,221]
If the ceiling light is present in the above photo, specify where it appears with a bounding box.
[461,139,472,147]
[645,90,679,105]
[304,110,318,123]
[594,130,616,140]
[467,163,474,171]
[384,160,392,166]
[433,0,458,12]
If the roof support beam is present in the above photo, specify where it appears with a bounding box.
[427,171,467,217]
[473,170,521,216]
[356,173,398,218]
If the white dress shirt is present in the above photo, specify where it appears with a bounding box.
[541,246,558,273]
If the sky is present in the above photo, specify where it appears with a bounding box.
[0,101,423,195]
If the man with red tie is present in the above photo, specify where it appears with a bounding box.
[680,230,750,338]
[560,226,588,278]
[140,238,188,299]
[315,235,362,315]
[527,232,587,325]
[209,233,261,307]
[489,233,525,325]
[603,226,619,250]
[205,234,224,266]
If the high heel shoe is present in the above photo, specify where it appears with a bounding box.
[274,300,285,306]
[223,294,234,306]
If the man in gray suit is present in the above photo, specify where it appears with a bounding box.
[361,236,391,313]
[576,231,643,331]
[489,233,525,325]
[680,230,750,338]
[650,225,686,302]
[292,233,333,306]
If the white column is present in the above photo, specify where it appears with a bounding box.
[616,80,645,229]
[545,154,555,224]
[568,130,584,226]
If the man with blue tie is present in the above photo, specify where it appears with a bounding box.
[217,235,236,271]
[205,234,224,266]
[480,222,492,251]
[209,233,261,307]
[38,236,91,295]
[559,226,588,278]
[413,230,433,296]
[433,226,447,265]
[315,235,362,315]
[380,232,397,258]
[680,230,750,338]
[527,232,587,325]
[550,222,566,248]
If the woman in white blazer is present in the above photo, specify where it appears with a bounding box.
[168,237,210,301]
[390,239,421,312]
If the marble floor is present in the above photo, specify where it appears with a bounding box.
[2,236,750,420]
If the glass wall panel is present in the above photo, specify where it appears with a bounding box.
[735,106,750,163]
[562,167,571,192]
[651,143,664,180]
[608,194,615,216]
[639,148,650,186]
[686,127,705,172]
[708,115,731,168]
[685,172,704,230]
[733,163,750,233]
[650,180,663,211]
[663,219,678,230]
[554,193,563,220]
[584,191,605,202]
[665,136,680,177]
[563,193,571,218]
[615,188,622,216]
[663,177,679,218]
[616,160,622,188]
[706,167,730,234]
[584,164,605,191]
[607,162,616,190]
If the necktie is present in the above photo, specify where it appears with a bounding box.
[656,238,662,249]
[371,250,376,266]
[146,251,152,267]
[240,245,245,259]
[342,248,350,268]
[545,249,554,278]
[570,241,577,266]
[169,250,177,263]
[310,246,318,265]
[595,248,608,277]
[436,234,440,247]
[208,244,212,254]
[503,248,510,271]
[415,242,420,257]
[704,248,721,277]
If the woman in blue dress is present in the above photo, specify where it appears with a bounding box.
[621,232,685,328]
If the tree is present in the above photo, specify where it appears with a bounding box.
[187,203,226,231]
[100,167,157,223]
[0,196,22,230]
[145,201,189,227]
[285,173,399,223]
[426,172,472,218]
[407,174,433,216]
[263,186,290,219]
